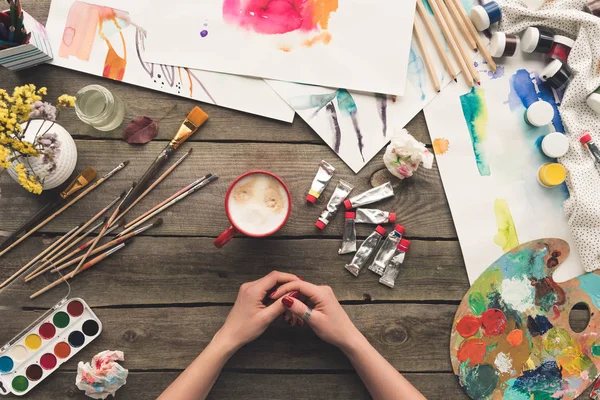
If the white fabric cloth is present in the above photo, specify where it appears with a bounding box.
[500,0,600,272]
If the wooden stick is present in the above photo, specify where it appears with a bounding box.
[448,0,497,72]
[123,174,210,230]
[0,224,81,289]
[416,0,458,81]
[414,18,441,92]
[30,241,128,299]
[0,161,128,258]
[443,0,476,51]
[112,148,192,227]
[427,0,474,86]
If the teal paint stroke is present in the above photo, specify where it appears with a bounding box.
[407,47,426,101]
[497,247,547,281]
[460,87,491,176]
[578,273,600,310]
[421,0,434,15]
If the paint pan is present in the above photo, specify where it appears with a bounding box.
[489,32,519,58]
[521,27,555,54]
[541,59,573,91]
[548,35,575,63]
[585,0,600,17]
[470,1,502,31]
[0,269,101,396]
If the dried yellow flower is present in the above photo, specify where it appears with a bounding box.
[57,94,76,108]
[15,163,43,194]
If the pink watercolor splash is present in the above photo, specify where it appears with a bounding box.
[223,0,338,35]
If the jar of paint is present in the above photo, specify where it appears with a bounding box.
[587,86,600,114]
[541,132,569,158]
[525,100,555,127]
[584,0,600,17]
[548,35,575,62]
[538,163,566,187]
[489,32,519,58]
[521,27,555,54]
[541,59,573,91]
[470,1,502,31]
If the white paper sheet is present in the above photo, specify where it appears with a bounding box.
[424,52,583,285]
[137,0,416,96]
[44,0,295,122]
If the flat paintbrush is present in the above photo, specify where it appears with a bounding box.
[119,107,208,212]
[0,168,96,252]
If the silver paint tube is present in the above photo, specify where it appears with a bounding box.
[368,224,405,276]
[339,212,357,254]
[344,182,394,210]
[307,160,335,204]
[355,208,396,224]
[379,239,410,288]
[345,225,387,276]
[316,180,354,230]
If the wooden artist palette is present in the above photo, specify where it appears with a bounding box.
[450,238,600,399]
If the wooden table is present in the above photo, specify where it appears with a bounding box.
[0,2,549,399]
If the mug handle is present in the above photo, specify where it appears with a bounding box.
[214,225,238,248]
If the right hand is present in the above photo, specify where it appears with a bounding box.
[269,281,362,350]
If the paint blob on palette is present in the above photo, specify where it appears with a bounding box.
[450,239,600,399]
[0,299,101,396]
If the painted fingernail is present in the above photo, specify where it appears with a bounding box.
[299,277,305,281]
[290,291,299,299]
[282,296,294,308]
[269,291,277,299]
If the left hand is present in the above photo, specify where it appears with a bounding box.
[214,271,301,350]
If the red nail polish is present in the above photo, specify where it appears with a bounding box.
[282,296,294,308]
[269,291,277,299]
[290,291,299,299]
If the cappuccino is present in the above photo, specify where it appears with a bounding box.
[227,173,289,235]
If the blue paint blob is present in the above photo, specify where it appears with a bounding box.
[0,356,14,373]
[407,48,426,101]
[534,315,553,335]
[200,30,208,37]
[512,361,563,396]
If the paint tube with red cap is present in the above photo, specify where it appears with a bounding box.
[344,182,394,210]
[355,208,396,224]
[339,212,357,254]
[345,225,386,277]
[315,180,353,230]
[379,239,410,288]
[580,132,600,165]
[306,160,335,204]
[368,224,405,276]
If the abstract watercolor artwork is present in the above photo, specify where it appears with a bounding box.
[44,0,295,122]
[137,0,416,95]
[451,238,600,399]
[424,51,582,284]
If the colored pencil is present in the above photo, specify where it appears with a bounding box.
[0,161,129,258]
[443,0,476,51]
[415,0,458,81]
[413,17,441,92]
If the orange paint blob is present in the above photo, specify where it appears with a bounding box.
[506,329,523,347]
[279,46,292,52]
[457,338,487,366]
[481,309,507,336]
[433,138,450,155]
[311,0,339,30]
[302,32,332,48]
[456,315,481,338]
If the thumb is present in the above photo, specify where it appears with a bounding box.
[281,295,311,322]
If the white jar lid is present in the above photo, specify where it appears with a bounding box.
[526,100,555,127]
[489,32,506,57]
[521,27,540,53]
[541,59,563,82]
[470,5,490,31]
[541,132,569,158]
[587,92,600,114]
[553,35,575,48]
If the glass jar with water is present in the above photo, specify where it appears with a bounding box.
[75,85,125,131]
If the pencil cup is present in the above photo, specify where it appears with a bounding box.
[0,11,53,71]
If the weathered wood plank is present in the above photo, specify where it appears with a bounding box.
[0,141,456,238]
[0,237,469,305]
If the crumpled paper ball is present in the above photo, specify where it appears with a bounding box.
[383,128,434,179]
[76,350,128,399]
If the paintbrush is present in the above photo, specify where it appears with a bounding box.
[118,174,217,237]
[0,161,129,258]
[112,148,192,226]
[0,224,82,289]
[123,174,210,230]
[30,239,132,300]
[0,168,96,252]
[51,219,162,274]
[118,107,208,212]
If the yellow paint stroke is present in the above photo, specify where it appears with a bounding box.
[185,69,193,97]
[493,199,519,252]
[302,32,332,48]
[433,138,450,155]
[311,0,339,30]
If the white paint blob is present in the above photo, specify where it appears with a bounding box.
[494,352,513,374]
[500,277,535,313]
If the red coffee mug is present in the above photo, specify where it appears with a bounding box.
[214,170,292,248]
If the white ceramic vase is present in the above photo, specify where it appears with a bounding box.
[8,120,78,190]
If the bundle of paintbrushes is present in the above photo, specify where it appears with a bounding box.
[0,0,29,49]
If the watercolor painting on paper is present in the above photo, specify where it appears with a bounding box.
[451,238,600,399]
[44,0,294,122]
[424,51,581,284]
[137,0,416,95]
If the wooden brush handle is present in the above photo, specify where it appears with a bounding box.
[0,200,62,251]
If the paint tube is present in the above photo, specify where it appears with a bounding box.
[368,224,405,276]
[306,160,335,204]
[354,208,396,224]
[345,226,386,276]
[379,239,410,288]
[315,180,354,230]
[581,132,600,165]
[339,212,357,254]
[344,182,394,210]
